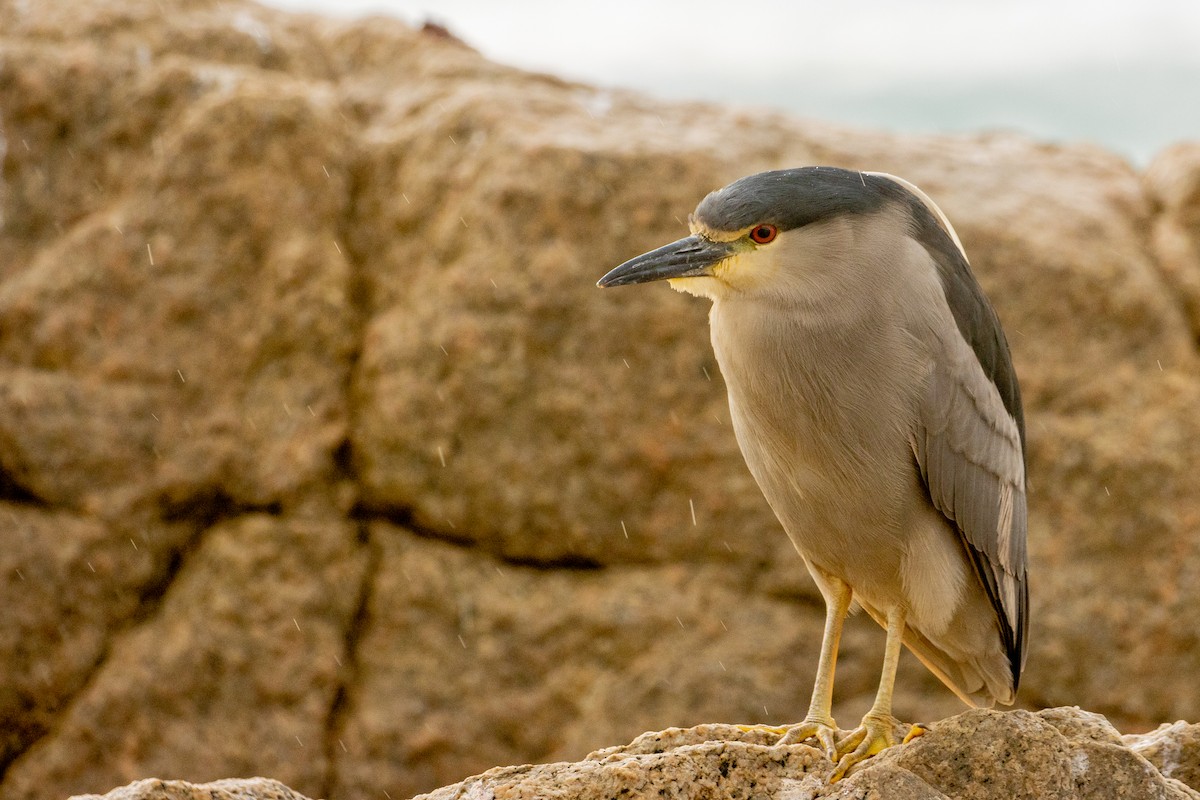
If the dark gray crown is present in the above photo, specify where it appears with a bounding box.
[693,166,910,233]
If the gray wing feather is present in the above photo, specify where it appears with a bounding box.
[878,173,1029,687]
[914,295,1028,688]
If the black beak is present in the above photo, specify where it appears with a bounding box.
[597,235,736,288]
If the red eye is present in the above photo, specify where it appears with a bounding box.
[749,224,778,244]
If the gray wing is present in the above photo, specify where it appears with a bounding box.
[912,331,1028,687]
[889,174,1029,687]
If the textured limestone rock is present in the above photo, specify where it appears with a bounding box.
[71,778,315,800]
[1,0,1200,799]
[2,514,367,800]
[70,714,1200,800]
[1144,142,1200,341]
[63,711,1200,800]
[414,708,1200,800]
[0,505,193,768]
[1127,721,1200,793]
[0,69,358,515]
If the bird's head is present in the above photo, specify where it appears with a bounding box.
[597,167,967,305]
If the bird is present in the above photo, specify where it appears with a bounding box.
[597,166,1027,780]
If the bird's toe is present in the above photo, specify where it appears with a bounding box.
[830,713,903,781]
[738,718,843,760]
[780,719,842,759]
[902,722,930,744]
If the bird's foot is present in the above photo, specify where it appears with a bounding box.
[736,716,842,761]
[829,712,907,781]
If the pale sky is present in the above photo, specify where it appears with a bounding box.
[261,0,1200,163]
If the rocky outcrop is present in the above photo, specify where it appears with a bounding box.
[417,709,1200,800]
[1145,142,1200,342]
[72,778,313,800]
[70,710,1200,800]
[2,1,1200,799]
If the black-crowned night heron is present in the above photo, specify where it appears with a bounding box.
[597,167,1027,779]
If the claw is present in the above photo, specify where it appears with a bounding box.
[829,714,899,781]
[781,720,841,759]
[736,712,920,782]
[737,718,843,761]
[902,722,929,745]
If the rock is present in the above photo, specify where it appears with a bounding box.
[413,708,1200,800]
[62,713,1200,800]
[1144,142,1200,342]
[70,777,314,800]
[0,505,193,769]
[64,710,1200,800]
[2,515,367,800]
[2,0,1200,798]
[0,61,358,515]
[1127,721,1200,793]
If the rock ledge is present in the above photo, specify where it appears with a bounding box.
[73,708,1200,800]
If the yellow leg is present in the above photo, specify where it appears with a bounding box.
[739,577,852,758]
[831,605,906,781]
[807,577,852,724]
